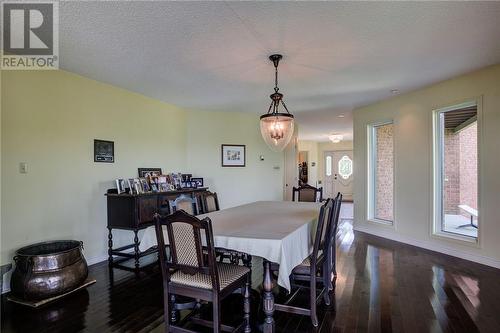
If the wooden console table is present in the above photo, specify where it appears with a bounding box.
[105,187,209,271]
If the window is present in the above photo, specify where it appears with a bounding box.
[338,155,353,179]
[326,155,332,176]
[433,102,478,240]
[368,121,394,224]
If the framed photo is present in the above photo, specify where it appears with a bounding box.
[133,179,142,194]
[139,178,150,192]
[127,178,134,194]
[115,179,127,194]
[181,174,192,188]
[190,180,198,189]
[138,168,162,177]
[94,139,114,163]
[221,144,246,167]
[127,178,142,194]
[191,177,204,187]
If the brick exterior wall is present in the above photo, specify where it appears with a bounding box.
[443,122,477,215]
[375,123,394,221]
[459,123,478,211]
[444,129,460,214]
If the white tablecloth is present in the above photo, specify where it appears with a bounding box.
[139,201,320,291]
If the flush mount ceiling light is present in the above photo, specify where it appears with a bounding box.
[329,134,343,143]
[260,54,295,152]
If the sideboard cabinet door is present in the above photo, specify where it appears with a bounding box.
[137,196,158,225]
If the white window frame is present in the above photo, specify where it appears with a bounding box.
[432,100,479,243]
[367,120,394,225]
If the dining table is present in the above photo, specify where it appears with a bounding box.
[139,200,321,332]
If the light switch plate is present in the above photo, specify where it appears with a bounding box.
[19,162,28,174]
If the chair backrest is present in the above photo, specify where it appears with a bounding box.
[329,192,343,242]
[200,191,220,214]
[292,184,323,202]
[170,194,198,215]
[154,210,220,289]
[328,192,342,250]
[310,199,335,271]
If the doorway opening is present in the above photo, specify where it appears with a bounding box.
[324,150,353,201]
[298,151,309,186]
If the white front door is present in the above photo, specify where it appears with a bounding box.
[324,150,353,200]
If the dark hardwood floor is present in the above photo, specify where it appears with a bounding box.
[2,221,500,333]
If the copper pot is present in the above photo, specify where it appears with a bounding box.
[11,240,88,300]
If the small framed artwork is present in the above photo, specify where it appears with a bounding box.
[190,180,198,189]
[138,168,162,177]
[94,139,114,163]
[191,177,204,187]
[221,144,246,167]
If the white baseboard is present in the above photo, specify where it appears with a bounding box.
[354,225,500,269]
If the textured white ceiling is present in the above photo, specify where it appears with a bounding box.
[59,1,500,141]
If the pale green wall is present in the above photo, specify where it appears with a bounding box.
[1,70,187,265]
[186,110,284,209]
[353,64,500,267]
[1,70,284,266]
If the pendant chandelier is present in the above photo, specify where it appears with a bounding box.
[260,54,295,152]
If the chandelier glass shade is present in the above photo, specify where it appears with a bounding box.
[260,54,295,152]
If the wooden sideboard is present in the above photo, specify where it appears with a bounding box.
[105,187,209,270]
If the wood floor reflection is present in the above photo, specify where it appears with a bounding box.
[2,220,500,333]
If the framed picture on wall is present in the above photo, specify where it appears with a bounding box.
[94,139,114,163]
[221,144,246,167]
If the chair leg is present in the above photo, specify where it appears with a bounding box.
[163,289,170,333]
[327,245,333,291]
[170,294,179,323]
[323,262,331,306]
[213,296,221,333]
[310,278,318,327]
[243,276,251,333]
[329,245,336,290]
[332,246,337,277]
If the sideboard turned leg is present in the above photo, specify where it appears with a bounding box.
[107,227,113,266]
[133,230,140,269]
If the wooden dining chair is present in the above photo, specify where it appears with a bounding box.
[154,210,251,333]
[325,192,342,290]
[272,198,335,327]
[199,191,220,214]
[292,184,323,202]
[170,194,199,216]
